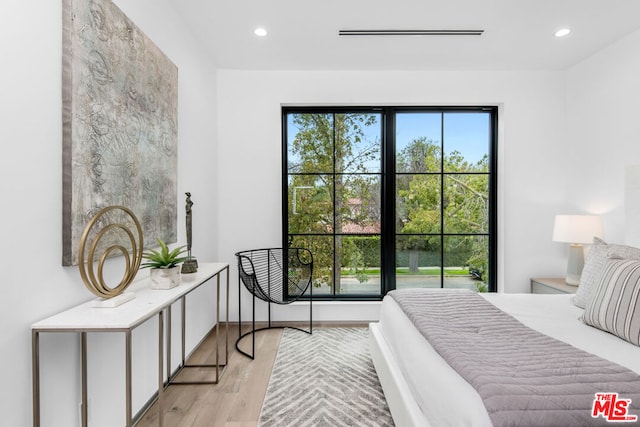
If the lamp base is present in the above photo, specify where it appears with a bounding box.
[565,244,584,286]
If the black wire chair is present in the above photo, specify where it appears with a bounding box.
[235,247,313,359]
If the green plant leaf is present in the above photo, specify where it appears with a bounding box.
[140,238,188,269]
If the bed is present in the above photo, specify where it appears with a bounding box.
[369,239,640,427]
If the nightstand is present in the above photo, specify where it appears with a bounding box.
[530,278,577,294]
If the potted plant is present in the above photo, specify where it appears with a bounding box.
[141,238,188,289]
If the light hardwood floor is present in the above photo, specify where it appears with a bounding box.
[137,323,366,427]
[136,324,281,427]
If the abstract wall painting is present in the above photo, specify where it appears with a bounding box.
[62,0,178,266]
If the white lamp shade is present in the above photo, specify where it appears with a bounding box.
[552,215,603,244]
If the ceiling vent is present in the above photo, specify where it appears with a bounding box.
[338,29,484,36]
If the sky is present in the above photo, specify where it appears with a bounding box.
[395,111,490,167]
[287,111,491,173]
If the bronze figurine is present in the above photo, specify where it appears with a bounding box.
[182,192,198,273]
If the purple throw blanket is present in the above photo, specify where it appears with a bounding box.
[389,289,640,426]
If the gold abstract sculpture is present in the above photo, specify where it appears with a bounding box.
[77,206,144,298]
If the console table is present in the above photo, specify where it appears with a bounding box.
[31,262,229,427]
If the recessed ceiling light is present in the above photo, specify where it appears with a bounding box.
[554,28,571,38]
[254,27,268,37]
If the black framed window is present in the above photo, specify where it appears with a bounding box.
[283,106,497,299]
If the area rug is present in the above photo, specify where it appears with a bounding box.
[258,327,394,427]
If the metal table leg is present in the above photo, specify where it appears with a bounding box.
[158,311,164,427]
[168,268,229,385]
[32,330,40,427]
[81,332,88,426]
[126,330,132,427]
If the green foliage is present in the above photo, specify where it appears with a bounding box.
[344,237,369,283]
[396,138,489,281]
[141,238,188,269]
[288,113,382,290]
[475,282,489,293]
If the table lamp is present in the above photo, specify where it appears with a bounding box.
[552,214,603,285]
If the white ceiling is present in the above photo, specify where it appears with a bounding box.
[169,0,640,71]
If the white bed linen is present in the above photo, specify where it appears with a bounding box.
[485,293,640,374]
[374,293,640,427]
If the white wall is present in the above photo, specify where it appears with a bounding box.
[0,1,218,426]
[216,69,569,324]
[565,28,640,245]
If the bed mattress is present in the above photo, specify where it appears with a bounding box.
[374,293,640,426]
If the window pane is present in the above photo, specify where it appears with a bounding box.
[396,235,441,289]
[443,235,488,292]
[337,236,381,295]
[396,113,441,173]
[337,175,381,234]
[287,113,334,173]
[396,174,441,234]
[289,235,334,296]
[443,113,490,173]
[443,174,489,234]
[336,113,382,173]
[288,175,333,234]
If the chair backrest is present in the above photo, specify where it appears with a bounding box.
[235,247,313,304]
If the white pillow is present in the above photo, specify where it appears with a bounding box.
[582,258,640,347]
[572,238,640,308]
[572,238,609,308]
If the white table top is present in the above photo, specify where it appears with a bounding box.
[32,262,228,331]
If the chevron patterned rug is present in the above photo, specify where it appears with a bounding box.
[258,327,394,427]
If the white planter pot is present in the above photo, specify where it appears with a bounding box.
[150,266,181,289]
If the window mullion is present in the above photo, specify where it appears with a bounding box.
[440,112,445,288]
[382,107,396,294]
[332,113,337,296]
